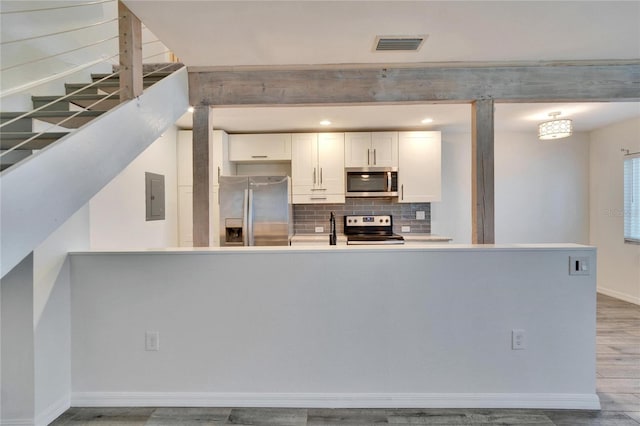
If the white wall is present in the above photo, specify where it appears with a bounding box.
[590,117,640,304]
[431,132,472,243]
[495,131,590,244]
[89,127,179,249]
[33,206,90,425]
[432,131,590,244]
[1,254,35,424]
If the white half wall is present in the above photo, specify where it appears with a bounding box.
[90,128,179,249]
[69,245,598,409]
[590,117,640,304]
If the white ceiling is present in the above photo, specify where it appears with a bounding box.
[125,1,640,133]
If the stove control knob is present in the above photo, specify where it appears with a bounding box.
[385,218,389,223]
[379,219,383,223]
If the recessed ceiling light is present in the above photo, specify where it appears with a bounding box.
[421,118,433,124]
[320,120,331,126]
[187,106,195,113]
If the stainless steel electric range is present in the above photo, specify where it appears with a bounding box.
[344,215,405,245]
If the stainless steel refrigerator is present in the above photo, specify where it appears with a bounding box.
[219,176,293,246]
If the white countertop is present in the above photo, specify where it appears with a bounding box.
[72,243,595,256]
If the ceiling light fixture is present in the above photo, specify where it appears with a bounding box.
[538,112,573,140]
[421,118,433,124]
[320,120,331,126]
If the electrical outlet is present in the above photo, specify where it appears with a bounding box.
[512,329,526,350]
[569,256,590,275]
[401,226,410,233]
[145,331,159,351]
[315,226,324,233]
[416,211,426,220]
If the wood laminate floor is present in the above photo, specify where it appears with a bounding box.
[51,294,640,425]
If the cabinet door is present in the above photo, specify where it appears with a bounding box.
[177,130,193,186]
[371,131,398,167]
[398,131,441,203]
[178,186,193,247]
[317,132,345,197]
[291,133,318,192]
[228,133,292,162]
[344,132,372,167]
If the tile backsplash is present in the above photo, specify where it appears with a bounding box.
[293,198,431,234]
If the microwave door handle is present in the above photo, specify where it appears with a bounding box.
[387,171,392,192]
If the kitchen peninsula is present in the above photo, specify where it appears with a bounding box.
[69,243,598,410]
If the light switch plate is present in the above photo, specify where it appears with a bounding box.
[416,211,426,220]
[315,226,324,233]
[569,256,590,275]
[401,226,411,233]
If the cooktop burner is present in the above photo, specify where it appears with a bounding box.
[344,215,405,245]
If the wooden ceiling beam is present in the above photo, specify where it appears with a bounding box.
[189,62,640,106]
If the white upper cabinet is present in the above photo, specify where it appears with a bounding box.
[398,131,441,203]
[228,133,292,162]
[344,131,398,167]
[291,133,345,204]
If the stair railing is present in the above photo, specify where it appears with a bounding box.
[0,0,177,166]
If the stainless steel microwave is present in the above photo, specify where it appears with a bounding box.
[345,167,398,197]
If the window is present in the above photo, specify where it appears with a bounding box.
[624,154,640,244]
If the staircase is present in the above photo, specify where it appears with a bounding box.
[0,67,178,171]
[0,64,189,278]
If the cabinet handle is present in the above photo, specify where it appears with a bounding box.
[313,168,316,184]
[374,149,377,165]
[401,184,404,200]
[367,148,371,165]
[311,188,327,191]
[217,166,221,178]
[320,168,323,184]
[310,196,327,200]
[251,155,268,158]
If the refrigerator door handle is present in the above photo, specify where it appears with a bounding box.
[248,188,254,246]
[242,188,249,246]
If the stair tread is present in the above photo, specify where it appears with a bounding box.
[0,132,69,150]
[67,81,155,88]
[1,110,104,118]
[32,94,119,100]
[1,131,70,138]
[92,71,172,79]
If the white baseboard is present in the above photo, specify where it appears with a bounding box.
[34,395,70,426]
[71,392,601,410]
[598,287,640,305]
[0,419,34,426]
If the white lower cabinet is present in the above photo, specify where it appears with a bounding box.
[291,133,345,204]
[398,131,441,202]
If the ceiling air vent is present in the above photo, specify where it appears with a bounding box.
[374,35,426,52]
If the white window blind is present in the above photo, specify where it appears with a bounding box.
[624,153,640,244]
